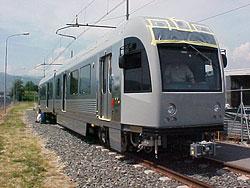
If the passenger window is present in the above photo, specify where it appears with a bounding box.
[40,86,46,100]
[70,70,79,95]
[124,37,152,93]
[80,65,91,94]
[49,82,53,99]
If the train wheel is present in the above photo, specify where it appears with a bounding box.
[144,146,153,153]
[121,133,128,152]
[98,128,108,144]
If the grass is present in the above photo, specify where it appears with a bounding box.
[0,102,46,188]
[0,102,77,188]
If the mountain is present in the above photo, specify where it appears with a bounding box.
[0,72,42,92]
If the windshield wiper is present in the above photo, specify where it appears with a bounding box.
[188,44,212,65]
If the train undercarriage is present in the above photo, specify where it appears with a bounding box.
[38,111,222,158]
[90,123,223,158]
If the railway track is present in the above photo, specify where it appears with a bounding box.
[125,151,250,188]
[125,153,213,188]
[203,157,250,175]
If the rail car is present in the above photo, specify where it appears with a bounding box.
[38,17,227,158]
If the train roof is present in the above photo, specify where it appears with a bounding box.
[39,16,217,85]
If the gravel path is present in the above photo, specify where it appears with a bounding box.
[25,110,183,188]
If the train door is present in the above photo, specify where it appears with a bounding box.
[98,54,112,120]
[46,82,49,108]
[53,72,56,112]
[62,74,67,111]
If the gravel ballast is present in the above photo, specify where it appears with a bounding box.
[25,110,250,188]
[25,110,182,188]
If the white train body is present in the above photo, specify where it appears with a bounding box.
[38,17,226,157]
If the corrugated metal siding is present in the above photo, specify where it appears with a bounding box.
[66,99,97,114]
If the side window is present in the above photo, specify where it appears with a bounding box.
[70,70,79,95]
[56,77,61,97]
[124,37,152,93]
[40,86,46,100]
[49,82,53,99]
[80,65,91,94]
[46,83,49,100]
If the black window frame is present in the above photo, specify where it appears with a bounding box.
[123,37,152,93]
[48,82,53,99]
[56,77,61,98]
[79,64,91,95]
[158,44,222,92]
[40,85,46,100]
[70,69,79,95]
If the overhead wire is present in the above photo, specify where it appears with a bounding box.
[37,0,97,71]
[44,0,160,72]
[76,0,97,17]
[41,0,158,72]
[49,0,126,66]
[97,15,125,23]
[66,0,156,62]
[97,0,159,24]
[197,3,250,22]
[130,0,158,14]
[42,0,250,74]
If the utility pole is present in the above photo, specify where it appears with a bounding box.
[43,59,46,77]
[40,61,62,78]
[126,0,129,20]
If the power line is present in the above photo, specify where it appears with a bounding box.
[197,3,250,22]
[96,15,125,23]
[42,0,159,73]
[131,0,158,15]
[46,0,126,69]
[93,0,159,25]
[40,0,98,69]
[77,0,126,39]
[76,0,97,17]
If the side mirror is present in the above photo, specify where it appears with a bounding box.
[119,55,126,69]
[221,54,227,68]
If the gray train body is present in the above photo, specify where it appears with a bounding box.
[38,17,227,157]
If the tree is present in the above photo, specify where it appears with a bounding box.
[10,79,25,101]
[25,81,38,92]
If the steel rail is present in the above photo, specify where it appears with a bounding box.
[125,153,213,188]
[204,157,250,175]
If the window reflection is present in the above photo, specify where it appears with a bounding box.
[70,70,79,95]
[158,45,221,92]
[80,65,91,94]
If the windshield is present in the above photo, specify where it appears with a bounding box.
[158,44,222,92]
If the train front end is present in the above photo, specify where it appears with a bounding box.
[120,17,227,158]
[151,18,226,157]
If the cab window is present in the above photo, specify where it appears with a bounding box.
[124,37,152,93]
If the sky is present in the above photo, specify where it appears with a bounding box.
[1,0,250,77]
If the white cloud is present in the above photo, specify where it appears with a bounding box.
[232,42,250,62]
[226,42,250,69]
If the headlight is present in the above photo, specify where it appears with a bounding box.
[167,103,177,115]
[214,103,221,112]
